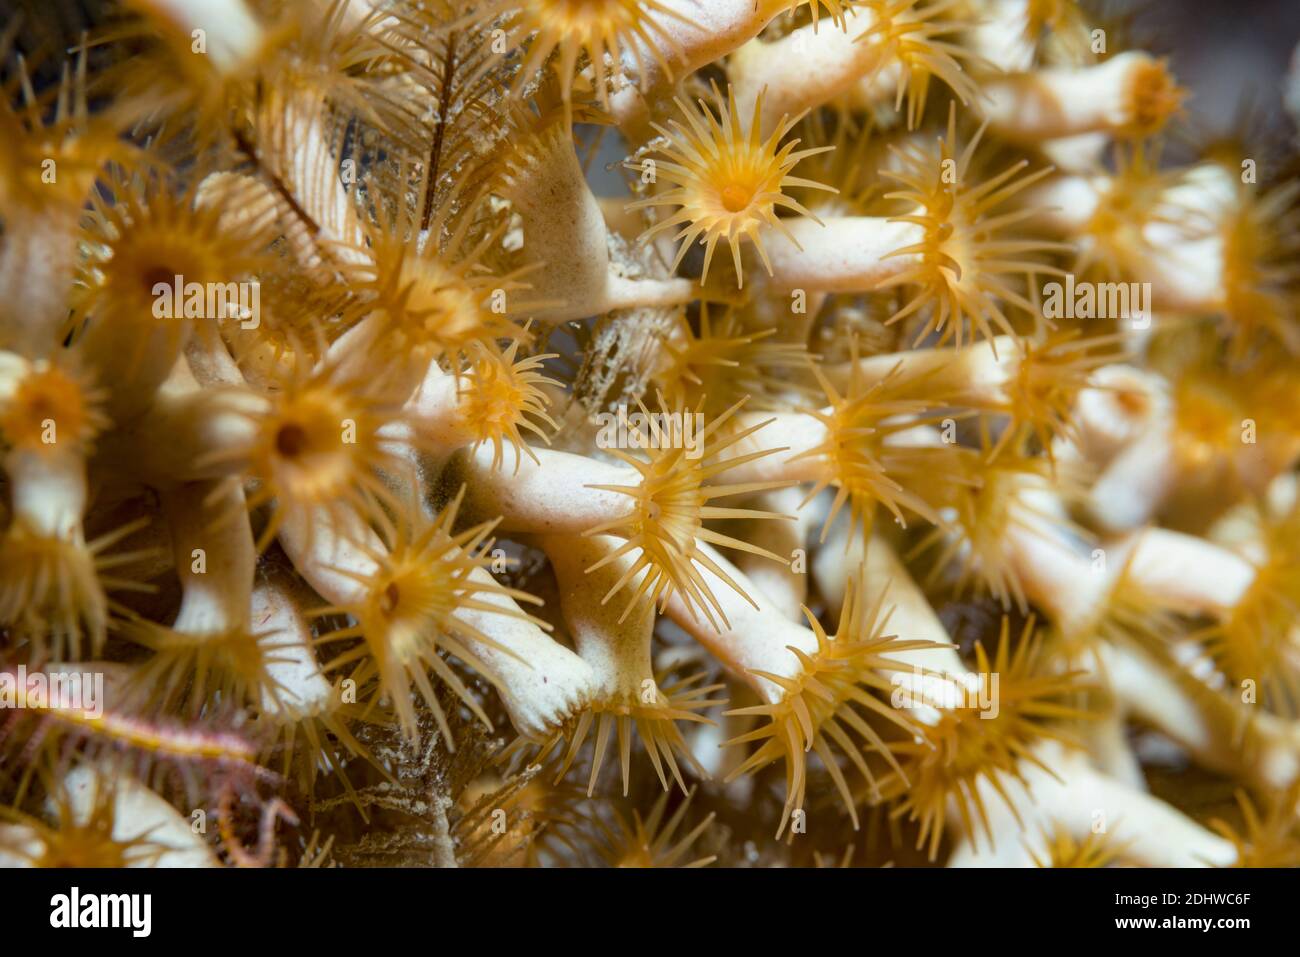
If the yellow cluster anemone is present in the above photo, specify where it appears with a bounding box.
[650,304,814,417]
[202,348,409,551]
[583,398,794,629]
[600,786,718,868]
[795,354,960,539]
[724,574,935,837]
[314,489,545,746]
[856,0,983,129]
[880,618,1093,860]
[1,0,1294,877]
[879,105,1063,346]
[544,670,725,795]
[455,338,561,472]
[628,82,836,288]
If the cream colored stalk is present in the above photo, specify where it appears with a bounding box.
[964,0,1035,73]
[251,579,335,718]
[108,362,263,486]
[455,566,600,742]
[376,361,474,466]
[1120,527,1255,617]
[278,493,599,744]
[4,444,88,543]
[0,354,106,652]
[0,764,221,868]
[456,445,635,535]
[812,523,975,728]
[538,534,657,704]
[1023,164,1239,315]
[823,334,1016,397]
[759,216,924,295]
[249,576,394,806]
[1086,413,1177,531]
[1037,131,1110,173]
[814,525,968,679]
[1062,365,1169,470]
[501,123,699,322]
[534,533,719,791]
[133,0,264,73]
[1002,483,1106,635]
[947,741,1237,867]
[1097,639,1300,792]
[163,480,254,635]
[978,51,1178,142]
[728,8,887,133]
[732,486,818,620]
[661,542,821,701]
[1077,711,1147,792]
[58,766,219,867]
[0,205,80,357]
[77,314,193,429]
[608,0,822,133]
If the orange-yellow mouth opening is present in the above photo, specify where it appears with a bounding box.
[720,182,755,214]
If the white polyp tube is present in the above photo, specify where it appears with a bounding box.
[728,8,885,132]
[57,764,220,868]
[381,360,474,453]
[947,741,1238,867]
[1003,488,1106,635]
[133,0,264,74]
[502,125,696,322]
[453,565,599,742]
[811,525,966,727]
[279,492,597,743]
[1141,231,1225,313]
[1068,365,1169,469]
[662,542,819,704]
[813,527,966,678]
[824,336,1016,400]
[0,206,80,357]
[1037,131,1110,174]
[719,412,829,485]
[536,534,655,701]
[1017,172,1102,233]
[251,580,335,718]
[1078,710,1147,793]
[732,486,813,621]
[965,0,1034,73]
[5,449,87,541]
[163,480,254,635]
[184,329,245,388]
[1123,527,1255,617]
[1098,640,1300,792]
[762,217,924,294]
[978,52,1174,142]
[117,374,265,484]
[1023,165,1234,317]
[456,445,635,535]
[1087,414,1177,532]
[609,0,801,131]
[278,503,377,608]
